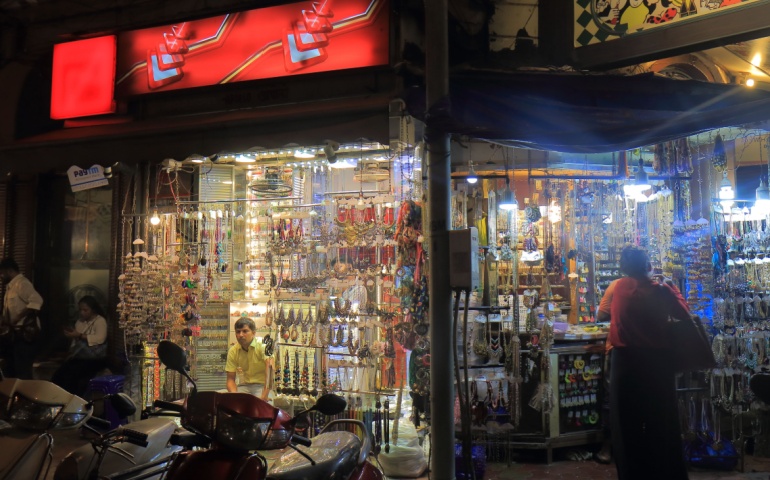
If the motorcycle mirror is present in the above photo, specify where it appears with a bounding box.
[157,340,197,393]
[314,394,347,416]
[750,372,770,404]
[109,393,137,418]
[158,340,188,373]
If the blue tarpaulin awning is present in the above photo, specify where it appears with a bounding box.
[404,71,770,153]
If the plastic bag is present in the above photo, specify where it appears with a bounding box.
[376,418,427,478]
[379,445,428,478]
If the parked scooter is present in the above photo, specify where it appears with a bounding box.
[155,340,384,480]
[0,370,94,480]
[54,393,184,480]
[0,368,183,480]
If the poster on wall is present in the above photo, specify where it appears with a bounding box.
[115,0,389,96]
[574,0,759,48]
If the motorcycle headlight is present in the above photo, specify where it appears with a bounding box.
[261,428,293,450]
[215,408,271,451]
[56,412,89,429]
[9,395,63,430]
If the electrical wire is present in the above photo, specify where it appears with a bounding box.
[452,288,476,480]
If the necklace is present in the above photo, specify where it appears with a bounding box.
[274,351,283,394]
[486,319,502,360]
[300,351,309,395]
[282,350,291,393]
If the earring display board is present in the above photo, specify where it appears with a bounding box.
[193,303,230,391]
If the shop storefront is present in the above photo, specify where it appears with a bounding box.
[5,0,770,476]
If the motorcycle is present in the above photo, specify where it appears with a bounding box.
[0,369,94,480]
[54,393,185,480]
[155,339,384,480]
[0,368,182,480]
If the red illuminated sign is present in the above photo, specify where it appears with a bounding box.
[115,0,389,96]
[50,35,117,120]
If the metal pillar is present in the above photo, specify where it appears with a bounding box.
[425,0,453,478]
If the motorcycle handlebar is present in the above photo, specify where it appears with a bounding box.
[291,435,312,448]
[86,416,112,430]
[153,400,184,413]
[121,427,149,448]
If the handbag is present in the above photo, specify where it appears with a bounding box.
[669,314,716,372]
[70,339,107,360]
[15,314,41,343]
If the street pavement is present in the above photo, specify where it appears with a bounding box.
[43,430,770,480]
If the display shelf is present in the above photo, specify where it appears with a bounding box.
[195,302,230,392]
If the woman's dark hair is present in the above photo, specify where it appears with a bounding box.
[78,295,107,319]
[0,257,19,271]
[619,245,650,278]
[234,317,257,332]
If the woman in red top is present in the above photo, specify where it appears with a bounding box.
[609,245,691,480]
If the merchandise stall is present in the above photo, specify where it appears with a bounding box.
[449,138,734,468]
[115,128,770,472]
[116,136,430,456]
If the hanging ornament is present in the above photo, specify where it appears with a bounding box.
[713,134,727,172]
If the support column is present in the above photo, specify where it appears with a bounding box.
[425,0,453,478]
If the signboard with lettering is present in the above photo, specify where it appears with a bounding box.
[67,165,109,192]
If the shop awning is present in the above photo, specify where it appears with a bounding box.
[404,71,770,154]
[0,94,391,174]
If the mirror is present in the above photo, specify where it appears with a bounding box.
[109,392,137,418]
[314,394,347,416]
[750,372,770,404]
[158,340,188,373]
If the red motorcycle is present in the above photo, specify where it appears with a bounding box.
[155,340,383,480]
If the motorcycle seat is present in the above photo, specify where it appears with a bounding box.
[267,431,362,480]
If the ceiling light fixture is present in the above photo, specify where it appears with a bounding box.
[467,163,478,184]
[150,210,161,226]
[294,149,315,159]
[623,158,651,197]
[235,154,256,163]
[499,176,518,211]
[718,171,735,210]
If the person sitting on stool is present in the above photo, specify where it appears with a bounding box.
[52,295,108,396]
[226,317,272,400]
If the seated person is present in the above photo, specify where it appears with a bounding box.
[52,295,108,396]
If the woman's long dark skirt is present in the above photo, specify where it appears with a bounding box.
[610,347,688,480]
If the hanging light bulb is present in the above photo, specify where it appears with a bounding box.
[623,158,651,197]
[467,163,478,184]
[150,210,161,225]
[499,178,518,211]
[718,171,735,210]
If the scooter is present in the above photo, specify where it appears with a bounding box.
[53,393,185,480]
[0,369,94,480]
[0,368,182,480]
[155,340,384,480]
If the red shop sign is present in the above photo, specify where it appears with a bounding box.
[51,0,389,119]
[116,0,389,96]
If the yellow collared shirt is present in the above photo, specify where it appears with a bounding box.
[225,338,268,385]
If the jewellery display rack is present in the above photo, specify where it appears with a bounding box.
[594,247,621,292]
[503,341,605,464]
[553,351,603,434]
[194,302,230,391]
[575,262,592,324]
